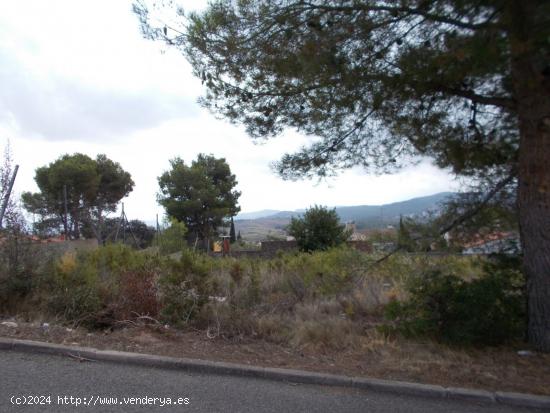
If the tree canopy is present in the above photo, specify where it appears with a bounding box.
[157,154,240,247]
[135,1,550,350]
[288,205,349,252]
[229,216,236,243]
[135,0,537,180]
[22,153,134,241]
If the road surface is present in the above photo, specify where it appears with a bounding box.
[0,350,544,412]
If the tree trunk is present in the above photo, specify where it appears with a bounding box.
[90,208,105,245]
[509,1,550,351]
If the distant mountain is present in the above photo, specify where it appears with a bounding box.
[236,209,281,220]
[234,192,454,241]
[262,209,305,220]
[335,192,454,227]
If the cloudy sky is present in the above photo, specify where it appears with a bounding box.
[0,0,459,223]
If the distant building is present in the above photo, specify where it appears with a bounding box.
[372,242,397,253]
[345,221,368,241]
[345,221,357,233]
[462,232,520,255]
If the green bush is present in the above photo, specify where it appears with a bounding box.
[384,256,525,346]
[159,249,212,326]
[269,246,369,297]
[287,205,349,252]
[46,244,161,327]
[46,250,103,325]
[155,219,188,255]
[0,233,45,312]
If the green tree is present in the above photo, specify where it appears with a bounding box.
[157,154,241,249]
[22,153,134,242]
[125,219,156,249]
[155,218,188,255]
[83,217,156,249]
[135,0,550,351]
[288,205,349,252]
[229,216,236,243]
[90,154,135,243]
[397,216,414,252]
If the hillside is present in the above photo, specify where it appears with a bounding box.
[236,209,281,220]
[235,192,454,242]
[336,192,453,226]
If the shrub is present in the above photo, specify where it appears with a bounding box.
[155,219,188,255]
[287,205,349,252]
[114,269,160,321]
[384,256,525,346]
[46,244,161,327]
[0,233,44,312]
[270,247,370,298]
[159,249,212,326]
[46,251,103,325]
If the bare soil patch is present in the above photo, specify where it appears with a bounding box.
[1,318,549,396]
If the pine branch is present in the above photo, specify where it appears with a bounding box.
[439,86,516,110]
[297,2,501,31]
[438,172,515,235]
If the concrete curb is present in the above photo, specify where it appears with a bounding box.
[1,337,549,410]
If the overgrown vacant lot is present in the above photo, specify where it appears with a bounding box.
[1,242,548,395]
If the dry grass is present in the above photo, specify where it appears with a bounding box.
[160,251,522,355]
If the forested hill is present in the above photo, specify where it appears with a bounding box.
[336,192,454,225]
[235,192,454,240]
[238,192,453,222]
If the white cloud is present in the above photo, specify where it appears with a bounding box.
[0,0,201,142]
[0,59,198,141]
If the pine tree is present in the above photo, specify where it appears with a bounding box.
[157,154,241,248]
[229,216,236,243]
[397,216,412,252]
[136,0,550,350]
[22,153,134,242]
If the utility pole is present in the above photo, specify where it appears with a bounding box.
[122,202,126,244]
[114,204,123,242]
[156,213,160,248]
[122,205,139,248]
[0,164,19,229]
[63,184,69,240]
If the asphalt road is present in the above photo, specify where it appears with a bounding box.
[0,350,544,413]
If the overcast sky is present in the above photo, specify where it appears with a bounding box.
[0,0,459,223]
